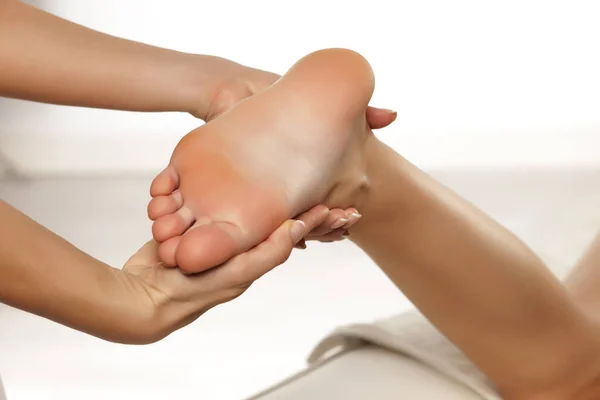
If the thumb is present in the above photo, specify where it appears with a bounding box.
[366,107,397,130]
[123,239,161,269]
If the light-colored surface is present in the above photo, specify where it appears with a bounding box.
[250,345,485,400]
[252,310,502,400]
[2,0,600,174]
[2,129,599,177]
[0,375,6,400]
[299,312,500,399]
[0,170,599,400]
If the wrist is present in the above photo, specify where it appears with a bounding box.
[118,263,208,344]
[168,54,223,118]
[85,266,160,344]
[178,54,252,121]
[39,261,158,345]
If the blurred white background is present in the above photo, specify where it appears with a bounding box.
[1,1,599,399]
[1,0,600,175]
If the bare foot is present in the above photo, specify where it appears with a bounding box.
[148,48,376,273]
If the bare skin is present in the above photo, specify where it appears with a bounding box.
[0,0,393,343]
[559,233,600,399]
[0,0,245,119]
[0,0,397,125]
[0,199,357,344]
[345,137,600,399]
[8,1,598,396]
[0,0,394,250]
[148,48,379,272]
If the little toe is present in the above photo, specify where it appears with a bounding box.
[152,206,195,243]
[150,166,180,197]
[147,190,183,220]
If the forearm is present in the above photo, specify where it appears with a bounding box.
[0,0,218,115]
[0,200,151,343]
[351,138,600,395]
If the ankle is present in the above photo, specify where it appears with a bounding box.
[320,134,377,211]
[352,136,416,220]
[351,135,386,211]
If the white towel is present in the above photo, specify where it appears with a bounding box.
[308,311,501,399]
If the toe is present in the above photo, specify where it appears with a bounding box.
[158,236,182,267]
[316,231,346,242]
[150,166,180,197]
[147,190,183,220]
[176,221,244,274]
[152,206,195,243]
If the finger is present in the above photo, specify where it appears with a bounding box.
[123,239,161,268]
[311,231,347,242]
[307,208,349,237]
[209,219,307,288]
[328,209,350,230]
[344,207,359,216]
[366,107,397,130]
[341,211,362,230]
[294,238,307,250]
[293,205,331,231]
[305,207,358,240]
[205,206,330,287]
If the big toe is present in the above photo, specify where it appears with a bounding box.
[175,221,244,274]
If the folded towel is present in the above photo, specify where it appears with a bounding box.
[308,311,501,400]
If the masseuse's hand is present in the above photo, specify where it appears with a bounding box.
[197,58,399,130]
[294,207,362,249]
[121,205,332,344]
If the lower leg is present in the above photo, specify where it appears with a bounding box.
[564,233,600,322]
[349,137,600,398]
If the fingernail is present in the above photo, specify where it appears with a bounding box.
[331,218,349,230]
[349,212,362,221]
[290,220,307,244]
[382,108,397,115]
